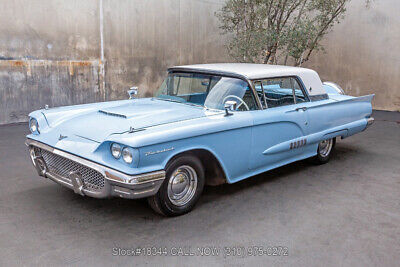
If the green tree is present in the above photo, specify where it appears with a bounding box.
[217,0,370,66]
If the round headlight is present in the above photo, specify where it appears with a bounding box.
[122,147,133,164]
[29,118,39,134]
[111,143,122,159]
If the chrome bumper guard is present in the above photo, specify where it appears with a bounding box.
[26,139,165,199]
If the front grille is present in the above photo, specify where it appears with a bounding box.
[37,148,105,191]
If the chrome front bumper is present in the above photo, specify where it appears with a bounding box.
[26,139,165,199]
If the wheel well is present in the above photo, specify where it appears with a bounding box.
[168,149,227,186]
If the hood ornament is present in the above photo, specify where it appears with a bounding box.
[58,134,68,141]
[128,87,138,99]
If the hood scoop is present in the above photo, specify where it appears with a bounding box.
[98,110,127,119]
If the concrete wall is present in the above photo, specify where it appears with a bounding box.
[304,0,400,111]
[0,0,103,124]
[0,0,398,125]
[102,0,228,100]
[0,0,227,125]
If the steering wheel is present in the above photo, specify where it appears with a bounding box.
[222,95,250,111]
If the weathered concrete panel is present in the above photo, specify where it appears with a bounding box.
[0,0,229,125]
[0,0,100,60]
[0,60,102,124]
[305,0,400,111]
[102,0,228,100]
[0,0,103,124]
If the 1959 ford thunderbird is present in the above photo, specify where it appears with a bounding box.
[26,63,374,216]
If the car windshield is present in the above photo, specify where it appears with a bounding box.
[155,72,257,111]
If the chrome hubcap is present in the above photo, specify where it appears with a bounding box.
[167,165,198,206]
[318,139,333,157]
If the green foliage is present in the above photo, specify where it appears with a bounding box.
[216,0,355,66]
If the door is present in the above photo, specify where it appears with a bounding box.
[249,77,310,170]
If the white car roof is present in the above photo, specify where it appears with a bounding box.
[169,63,326,96]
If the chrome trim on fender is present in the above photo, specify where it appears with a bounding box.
[25,138,165,199]
[365,117,374,129]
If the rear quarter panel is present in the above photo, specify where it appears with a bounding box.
[305,94,373,142]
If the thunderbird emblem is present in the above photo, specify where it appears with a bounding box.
[58,134,68,141]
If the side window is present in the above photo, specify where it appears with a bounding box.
[260,77,307,108]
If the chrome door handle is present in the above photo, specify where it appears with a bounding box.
[295,107,307,112]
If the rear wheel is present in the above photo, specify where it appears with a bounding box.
[310,138,336,164]
[147,155,204,216]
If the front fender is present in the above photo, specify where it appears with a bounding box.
[28,110,49,132]
[136,125,253,183]
[164,145,229,180]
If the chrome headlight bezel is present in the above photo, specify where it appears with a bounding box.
[111,143,122,159]
[122,147,133,164]
[29,117,40,134]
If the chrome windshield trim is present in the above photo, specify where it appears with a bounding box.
[25,138,165,185]
[163,70,263,110]
[246,78,263,110]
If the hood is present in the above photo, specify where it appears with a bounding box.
[42,98,209,142]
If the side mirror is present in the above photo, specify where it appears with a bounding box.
[128,87,138,99]
[224,100,237,116]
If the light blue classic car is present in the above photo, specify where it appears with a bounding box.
[26,64,374,216]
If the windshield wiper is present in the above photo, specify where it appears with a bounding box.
[183,102,204,108]
[155,97,183,103]
[155,97,204,108]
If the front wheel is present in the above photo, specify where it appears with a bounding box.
[310,138,336,164]
[147,155,204,216]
